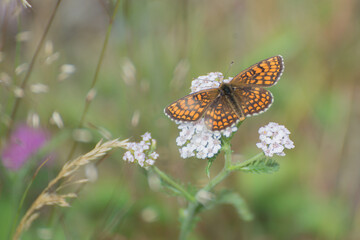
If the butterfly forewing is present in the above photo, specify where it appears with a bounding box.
[204,97,241,131]
[233,87,273,116]
[165,89,219,122]
[230,56,284,87]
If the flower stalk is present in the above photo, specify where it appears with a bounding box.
[66,0,122,161]
[152,166,196,203]
[228,152,264,171]
[179,137,233,239]
[178,132,279,239]
[179,202,201,240]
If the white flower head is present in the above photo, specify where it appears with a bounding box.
[141,132,152,141]
[122,132,158,168]
[190,72,232,93]
[256,122,294,157]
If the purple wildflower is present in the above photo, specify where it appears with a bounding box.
[1,124,49,170]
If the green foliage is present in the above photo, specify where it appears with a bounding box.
[159,175,188,197]
[152,167,196,202]
[206,190,253,222]
[206,157,216,178]
[216,191,254,221]
[178,207,201,236]
[238,158,280,174]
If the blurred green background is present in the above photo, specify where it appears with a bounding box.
[1,0,360,239]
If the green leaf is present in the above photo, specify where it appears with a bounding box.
[205,190,253,221]
[179,207,201,232]
[158,177,187,196]
[205,157,216,178]
[158,177,198,201]
[150,167,196,202]
[238,158,279,174]
[217,191,253,221]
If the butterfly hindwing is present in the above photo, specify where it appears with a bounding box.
[204,97,241,131]
[233,87,273,116]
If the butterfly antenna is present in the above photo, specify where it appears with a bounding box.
[223,61,234,79]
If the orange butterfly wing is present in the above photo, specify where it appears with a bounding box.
[233,87,273,117]
[203,97,242,131]
[165,89,219,122]
[230,55,284,87]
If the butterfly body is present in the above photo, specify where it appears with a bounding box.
[218,83,245,121]
[165,56,284,131]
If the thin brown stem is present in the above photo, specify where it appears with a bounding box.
[66,0,122,161]
[7,0,62,139]
[0,2,9,51]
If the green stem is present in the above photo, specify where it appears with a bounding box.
[179,143,262,239]
[227,152,265,171]
[66,0,122,161]
[203,168,230,192]
[152,166,195,203]
[204,138,232,191]
[9,158,49,239]
[179,202,200,240]
[180,138,234,239]
[223,137,232,169]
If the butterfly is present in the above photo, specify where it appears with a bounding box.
[164,56,284,131]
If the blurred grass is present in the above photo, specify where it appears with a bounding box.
[1,0,360,239]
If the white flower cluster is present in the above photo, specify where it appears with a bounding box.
[123,132,159,168]
[176,72,237,159]
[256,122,294,157]
[190,72,231,93]
[177,120,237,159]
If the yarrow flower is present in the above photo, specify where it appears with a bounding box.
[256,122,294,157]
[122,132,159,168]
[175,72,237,159]
[1,124,49,170]
[191,72,225,92]
[176,120,237,159]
